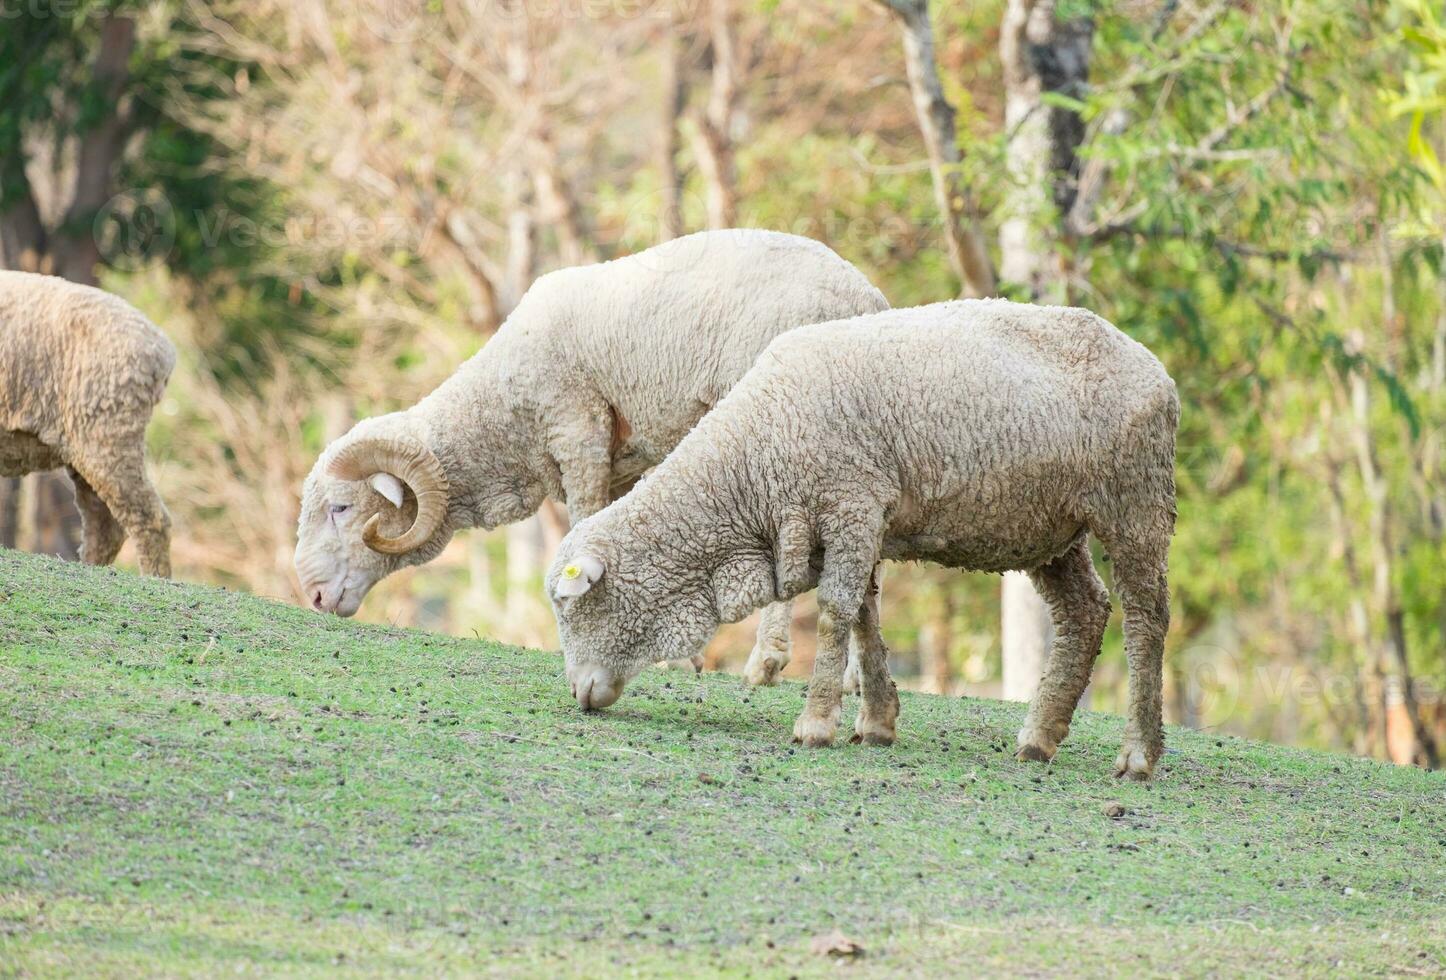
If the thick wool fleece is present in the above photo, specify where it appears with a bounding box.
[0,271,176,576]
[549,299,1179,779]
[295,230,889,653]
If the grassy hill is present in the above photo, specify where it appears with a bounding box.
[1,551,1443,977]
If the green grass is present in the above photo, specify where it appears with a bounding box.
[1,551,1444,977]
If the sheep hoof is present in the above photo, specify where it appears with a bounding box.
[655,657,700,672]
[1016,743,1053,764]
[1113,741,1158,781]
[1015,727,1060,764]
[792,712,838,748]
[853,710,897,747]
[742,645,788,687]
[852,725,895,747]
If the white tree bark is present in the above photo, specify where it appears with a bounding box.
[1001,572,1052,701]
[998,0,1091,299]
[656,24,687,242]
[690,0,739,230]
[997,0,1092,700]
[504,516,548,646]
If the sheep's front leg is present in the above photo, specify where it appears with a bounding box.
[557,456,613,526]
[742,600,793,686]
[841,566,886,694]
[850,566,898,746]
[548,397,622,522]
[792,515,879,747]
[792,603,851,747]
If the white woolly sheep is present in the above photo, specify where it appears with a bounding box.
[294,229,889,681]
[547,299,1179,781]
[0,271,176,576]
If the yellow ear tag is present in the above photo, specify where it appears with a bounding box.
[562,564,582,580]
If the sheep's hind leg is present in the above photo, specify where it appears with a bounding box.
[1090,513,1171,780]
[1110,547,1169,780]
[850,566,898,746]
[743,600,793,686]
[1015,537,1110,764]
[68,467,126,566]
[74,448,172,578]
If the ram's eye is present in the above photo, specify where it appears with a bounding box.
[328,504,351,516]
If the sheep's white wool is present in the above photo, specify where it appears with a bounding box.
[0,271,176,576]
[295,229,888,649]
[549,299,1179,779]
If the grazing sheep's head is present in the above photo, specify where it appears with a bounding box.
[547,521,720,711]
[294,421,452,617]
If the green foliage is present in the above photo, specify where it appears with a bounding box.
[0,1,108,196]
[1390,0,1446,191]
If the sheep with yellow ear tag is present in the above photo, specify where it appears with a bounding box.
[548,299,1178,782]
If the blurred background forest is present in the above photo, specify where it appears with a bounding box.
[1,0,1443,765]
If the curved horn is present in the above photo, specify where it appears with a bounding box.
[327,436,449,555]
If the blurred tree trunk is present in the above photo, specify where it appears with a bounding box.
[0,173,49,273]
[874,0,995,297]
[437,211,505,333]
[656,24,688,243]
[495,9,552,642]
[1,15,135,280]
[918,584,954,694]
[504,517,547,645]
[998,0,1091,299]
[29,471,81,561]
[0,478,21,549]
[997,0,1092,702]
[1166,658,1196,729]
[1344,325,1438,768]
[531,126,596,267]
[690,0,738,229]
[53,14,136,285]
[502,15,537,310]
[1323,430,1387,758]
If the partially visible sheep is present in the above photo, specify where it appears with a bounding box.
[294,229,889,681]
[547,300,1178,780]
[0,272,176,576]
